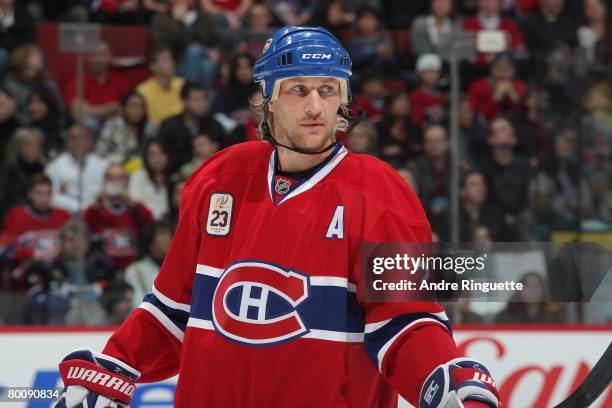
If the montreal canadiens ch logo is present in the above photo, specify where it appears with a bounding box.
[212,261,310,346]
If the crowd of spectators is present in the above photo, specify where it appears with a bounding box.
[0,0,610,326]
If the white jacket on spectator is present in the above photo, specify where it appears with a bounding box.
[124,256,160,309]
[44,152,109,213]
[128,169,168,219]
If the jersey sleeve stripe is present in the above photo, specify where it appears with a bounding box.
[138,302,185,342]
[309,276,357,293]
[364,312,452,372]
[195,264,224,278]
[152,284,191,312]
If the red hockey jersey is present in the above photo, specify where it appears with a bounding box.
[2,205,71,262]
[103,141,457,407]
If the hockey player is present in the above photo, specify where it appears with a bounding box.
[54,27,500,408]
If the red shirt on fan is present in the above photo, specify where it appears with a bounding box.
[468,77,528,120]
[63,71,129,109]
[2,205,71,262]
[409,86,447,126]
[463,16,526,65]
[211,0,241,11]
[84,201,153,271]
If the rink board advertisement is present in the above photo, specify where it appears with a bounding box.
[0,326,610,408]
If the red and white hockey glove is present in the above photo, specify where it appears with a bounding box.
[54,349,140,408]
[419,358,500,408]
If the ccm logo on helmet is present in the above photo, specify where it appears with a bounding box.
[212,261,310,346]
[301,53,332,60]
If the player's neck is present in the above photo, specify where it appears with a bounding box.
[276,145,334,173]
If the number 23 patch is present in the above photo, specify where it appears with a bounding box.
[206,193,234,236]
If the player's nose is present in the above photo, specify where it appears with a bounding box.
[304,89,323,117]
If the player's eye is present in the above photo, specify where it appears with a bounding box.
[319,85,336,96]
[292,85,307,94]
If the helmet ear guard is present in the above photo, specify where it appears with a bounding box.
[253,26,365,155]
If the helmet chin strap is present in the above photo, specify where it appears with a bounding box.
[260,100,365,156]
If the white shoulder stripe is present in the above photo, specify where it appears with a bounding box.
[152,284,191,313]
[309,276,357,293]
[302,329,363,343]
[377,318,448,372]
[187,317,214,330]
[364,319,392,334]
[195,264,224,278]
[139,302,185,342]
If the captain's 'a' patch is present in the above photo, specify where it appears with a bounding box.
[206,193,234,236]
[325,205,344,240]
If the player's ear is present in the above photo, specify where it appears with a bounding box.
[268,100,276,113]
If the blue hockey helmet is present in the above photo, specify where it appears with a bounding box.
[253,26,353,104]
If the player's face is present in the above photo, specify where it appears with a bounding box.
[269,77,341,152]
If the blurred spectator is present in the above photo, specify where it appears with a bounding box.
[376,91,421,165]
[495,271,564,323]
[411,0,455,56]
[91,0,169,24]
[95,91,158,167]
[3,44,64,124]
[241,1,275,54]
[458,97,487,168]
[85,164,154,271]
[396,167,418,193]
[410,53,447,127]
[152,0,227,90]
[27,86,65,157]
[180,131,221,178]
[407,124,452,217]
[379,0,429,29]
[101,280,134,324]
[136,46,185,126]
[164,175,186,228]
[541,128,592,222]
[52,220,116,289]
[521,0,577,76]
[201,0,252,28]
[0,0,36,75]
[159,81,225,172]
[0,86,20,158]
[267,0,317,27]
[588,169,612,224]
[458,170,505,240]
[346,120,378,155]
[24,220,114,325]
[211,53,258,127]
[584,74,612,132]
[468,54,528,121]
[226,87,263,144]
[22,261,71,324]
[349,6,397,73]
[577,0,612,71]
[129,139,171,219]
[63,41,129,131]
[516,173,573,241]
[432,170,505,242]
[2,175,70,265]
[0,127,45,220]
[480,116,532,217]
[24,0,88,22]
[45,124,109,213]
[124,221,173,308]
[462,0,527,67]
[445,298,485,324]
[355,72,387,122]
